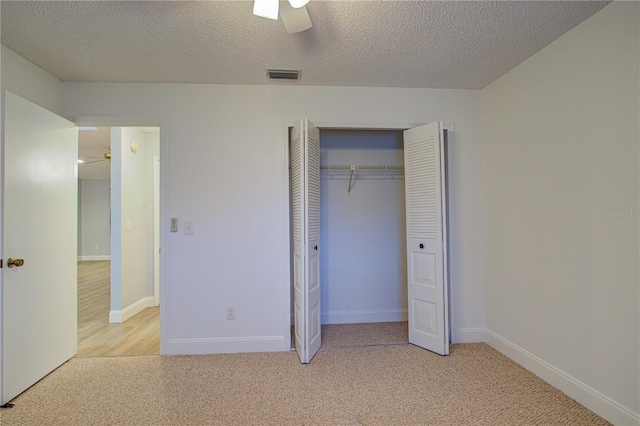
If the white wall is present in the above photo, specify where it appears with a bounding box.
[79,179,110,259]
[481,2,639,424]
[110,129,124,312]
[1,46,62,115]
[121,127,151,308]
[110,127,156,319]
[319,130,407,324]
[77,180,83,256]
[62,84,485,353]
[145,132,160,297]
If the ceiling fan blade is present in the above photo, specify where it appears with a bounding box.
[254,0,279,20]
[288,0,309,8]
[280,1,312,33]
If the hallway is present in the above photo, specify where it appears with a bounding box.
[77,261,159,356]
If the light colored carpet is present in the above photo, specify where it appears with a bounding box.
[1,343,609,425]
[321,321,408,347]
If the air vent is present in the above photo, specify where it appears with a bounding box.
[267,69,300,80]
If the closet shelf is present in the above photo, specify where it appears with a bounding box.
[320,165,404,171]
[320,165,404,193]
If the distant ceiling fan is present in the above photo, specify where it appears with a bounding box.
[254,0,312,33]
[84,146,111,164]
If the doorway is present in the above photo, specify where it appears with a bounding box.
[317,129,408,347]
[288,120,450,363]
[1,93,167,404]
[77,126,161,356]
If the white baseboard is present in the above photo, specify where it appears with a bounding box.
[165,336,285,355]
[109,296,154,323]
[78,255,110,261]
[485,329,639,426]
[452,327,485,344]
[320,309,407,325]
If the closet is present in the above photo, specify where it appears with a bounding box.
[290,119,449,364]
[318,129,407,327]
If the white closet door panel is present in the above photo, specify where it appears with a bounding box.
[291,123,306,362]
[291,119,321,364]
[404,121,449,356]
[305,120,321,360]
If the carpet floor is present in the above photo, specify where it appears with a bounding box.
[1,343,609,425]
[321,321,408,347]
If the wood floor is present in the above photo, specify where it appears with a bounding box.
[77,260,159,357]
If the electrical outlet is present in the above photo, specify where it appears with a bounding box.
[226,305,236,320]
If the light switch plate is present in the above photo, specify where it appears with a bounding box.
[184,221,194,235]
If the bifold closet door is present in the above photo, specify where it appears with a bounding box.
[404,121,450,356]
[291,118,321,364]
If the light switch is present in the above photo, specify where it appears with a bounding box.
[184,221,194,235]
[170,217,178,232]
[126,220,131,231]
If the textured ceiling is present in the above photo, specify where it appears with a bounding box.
[1,1,609,90]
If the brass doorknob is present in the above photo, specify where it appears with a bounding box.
[7,258,25,268]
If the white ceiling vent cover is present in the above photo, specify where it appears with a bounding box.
[267,69,300,80]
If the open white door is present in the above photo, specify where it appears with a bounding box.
[404,121,449,356]
[291,118,321,364]
[1,91,78,404]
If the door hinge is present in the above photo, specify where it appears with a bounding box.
[0,259,3,268]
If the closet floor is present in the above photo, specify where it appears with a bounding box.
[321,321,408,347]
[291,322,409,350]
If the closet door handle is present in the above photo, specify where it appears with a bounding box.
[419,243,424,249]
[314,245,318,251]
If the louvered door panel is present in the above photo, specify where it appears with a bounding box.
[406,137,438,240]
[291,123,306,363]
[404,122,449,356]
[305,120,321,361]
[292,119,321,364]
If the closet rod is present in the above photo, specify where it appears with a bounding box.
[320,165,404,193]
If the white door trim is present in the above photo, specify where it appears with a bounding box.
[153,155,160,307]
[281,122,296,351]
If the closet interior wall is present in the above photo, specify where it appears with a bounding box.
[319,129,407,325]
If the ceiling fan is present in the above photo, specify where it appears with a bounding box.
[84,146,111,164]
[254,0,312,33]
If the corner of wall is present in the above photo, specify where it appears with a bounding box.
[109,296,154,323]
[485,329,640,426]
[1,46,63,115]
